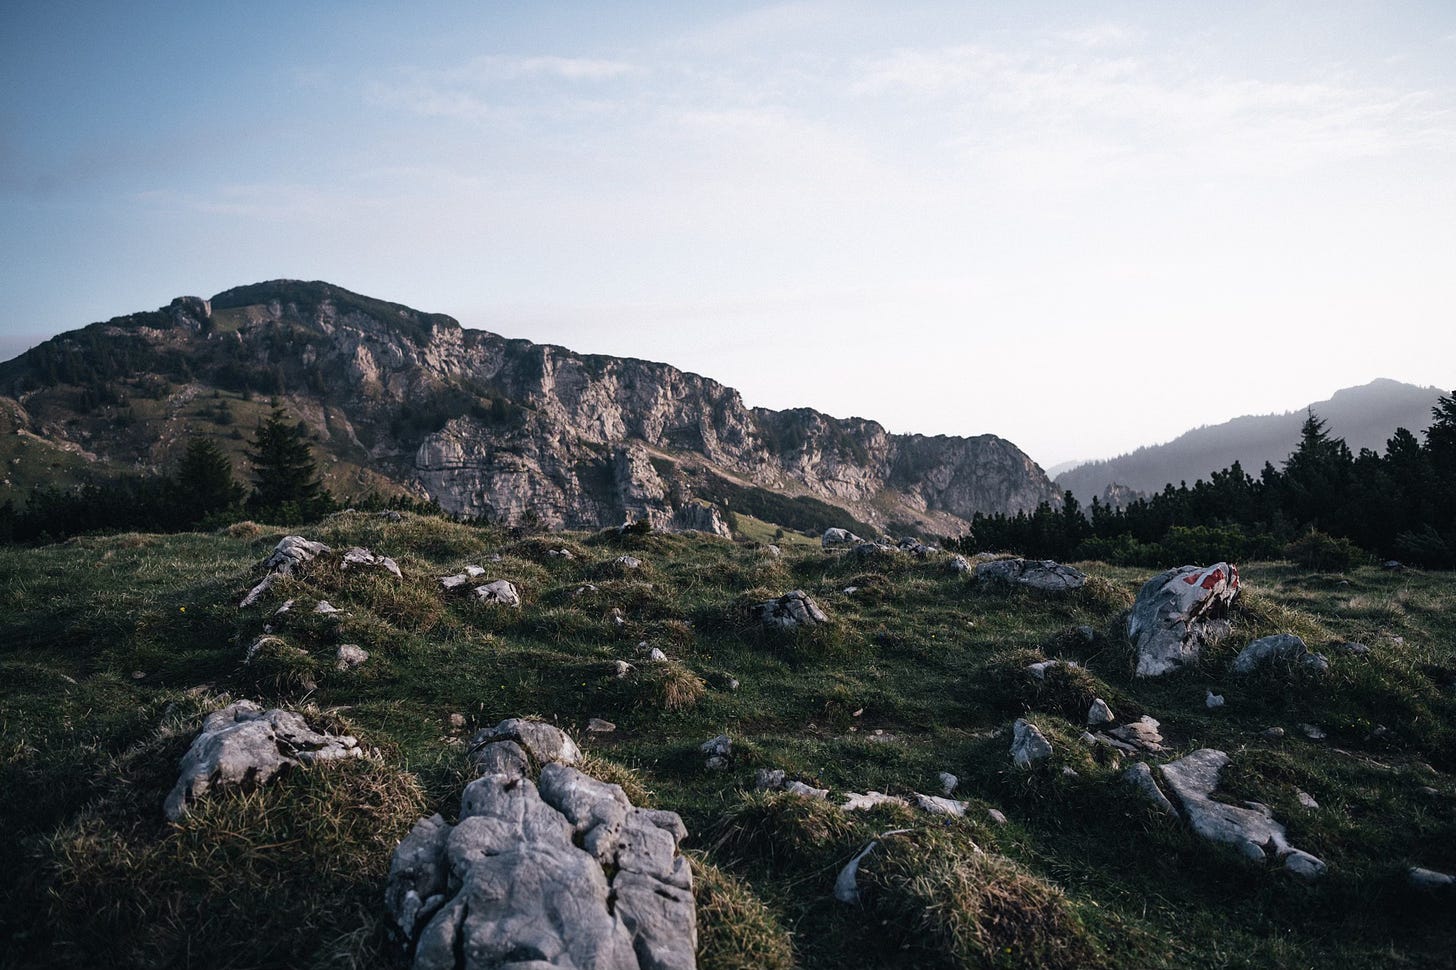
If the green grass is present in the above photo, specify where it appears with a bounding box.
[1,515,1454,968]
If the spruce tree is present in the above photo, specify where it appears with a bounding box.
[246,407,329,519]
[174,437,245,524]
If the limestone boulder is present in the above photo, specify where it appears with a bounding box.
[822,528,862,549]
[240,535,332,607]
[1231,634,1329,674]
[976,558,1087,592]
[341,546,403,579]
[1129,563,1240,677]
[758,590,829,630]
[1011,718,1053,768]
[473,579,522,607]
[164,701,363,820]
[387,724,696,970]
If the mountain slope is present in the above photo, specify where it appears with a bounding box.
[1055,379,1447,505]
[0,280,1057,533]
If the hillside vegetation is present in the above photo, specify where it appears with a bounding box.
[2,513,1454,968]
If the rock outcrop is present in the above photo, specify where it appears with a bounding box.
[164,700,363,820]
[1129,564,1240,677]
[1,280,1059,535]
[389,720,695,970]
[757,590,829,630]
[240,535,331,607]
[976,558,1087,592]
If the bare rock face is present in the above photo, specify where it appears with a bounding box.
[164,700,363,820]
[388,722,696,970]
[1129,564,1240,677]
[976,558,1087,592]
[1132,748,1326,880]
[671,501,732,538]
[240,535,332,607]
[758,590,829,630]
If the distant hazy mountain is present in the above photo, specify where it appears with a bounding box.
[1054,379,1448,506]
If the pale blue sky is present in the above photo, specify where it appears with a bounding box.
[3,1,1454,465]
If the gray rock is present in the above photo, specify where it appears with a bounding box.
[1129,563,1240,677]
[822,527,863,549]
[1087,698,1114,727]
[1299,723,1327,741]
[340,546,402,579]
[1156,749,1325,879]
[986,808,1009,825]
[335,643,369,670]
[1262,726,1286,740]
[240,535,333,607]
[548,548,576,560]
[470,718,582,768]
[672,501,732,538]
[783,780,830,800]
[1338,641,1371,656]
[938,771,958,796]
[1124,762,1179,817]
[912,792,969,816]
[1408,866,1455,891]
[387,735,696,970]
[164,701,363,820]
[615,555,644,570]
[754,768,786,790]
[1108,715,1165,753]
[949,554,973,574]
[1296,790,1319,810]
[587,717,616,733]
[758,590,829,630]
[764,544,782,558]
[473,579,521,607]
[975,558,1087,592]
[313,600,342,615]
[1231,634,1313,674]
[1011,718,1053,768]
[840,791,909,812]
[1206,690,1225,709]
[648,647,668,662]
[699,734,732,759]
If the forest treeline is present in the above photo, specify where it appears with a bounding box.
[951,392,1456,569]
[0,407,433,543]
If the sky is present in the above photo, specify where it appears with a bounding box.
[2,1,1454,468]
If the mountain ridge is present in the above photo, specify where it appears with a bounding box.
[1054,378,1448,506]
[0,279,1058,535]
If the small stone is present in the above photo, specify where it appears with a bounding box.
[913,792,969,816]
[1339,641,1371,656]
[700,734,732,759]
[648,647,668,662]
[1262,726,1286,740]
[1061,766,1080,777]
[612,660,634,679]
[1087,698,1114,726]
[547,548,575,560]
[334,643,368,670]
[755,768,787,790]
[949,554,972,574]
[473,579,521,607]
[448,713,466,730]
[938,771,958,796]
[1296,790,1319,809]
[1010,718,1053,768]
[987,808,1008,825]
[1231,634,1311,674]
[614,555,643,570]
[131,670,145,680]
[758,590,829,630]
[314,600,342,615]
[587,717,616,733]
[842,586,858,595]
[1206,690,1225,710]
[1298,723,1327,741]
[705,755,730,771]
[340,546,402,580]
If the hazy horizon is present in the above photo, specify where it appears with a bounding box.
[4,1,1454,466]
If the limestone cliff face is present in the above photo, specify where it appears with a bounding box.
[0,280,1059,534]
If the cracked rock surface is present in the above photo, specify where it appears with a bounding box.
[164,700,363,820]
[387,721,696,970]
[975,558,1087,592]
[758,590,829,630]
[1129,563,1239,677]
[240,535,331,607]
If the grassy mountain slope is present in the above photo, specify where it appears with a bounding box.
[2,515,1453,968]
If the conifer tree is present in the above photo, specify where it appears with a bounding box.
[246,407,329,518]
[174,437,245,523]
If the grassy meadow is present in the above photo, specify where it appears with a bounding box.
[1,512,1453,968]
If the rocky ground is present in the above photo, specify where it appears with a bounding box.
[1,512,1454,968]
